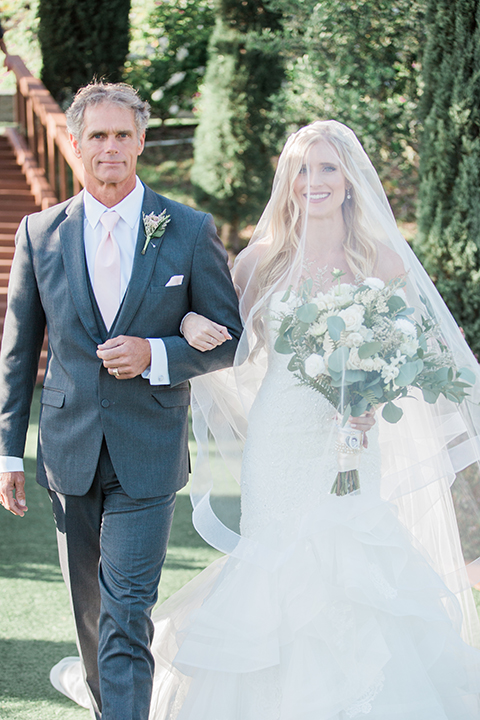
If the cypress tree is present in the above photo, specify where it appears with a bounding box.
[38,0,131,106]
[191,0,284,252]
[415,0,480,354]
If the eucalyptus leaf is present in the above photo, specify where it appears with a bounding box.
[274,335,293,354]
[422,387,439,404]
[382,401,403,423]
[358,341,382,359]
[344,369,367,382]
[296,303,319,324]
[287,355,301,372]
[327,315,346,342]
[395,360,421,387]
[387,295,406,313]
[281,287,292,303]
[350,397,369,416]
[458,367,476,385]
[328,346,350,373]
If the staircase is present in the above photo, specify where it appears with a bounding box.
[0,134,46,381]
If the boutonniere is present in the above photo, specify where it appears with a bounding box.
[141,209,171,255]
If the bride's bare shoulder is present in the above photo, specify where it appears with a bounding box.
[374,243,406,282]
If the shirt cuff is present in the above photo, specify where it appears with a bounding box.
[0,456,24,473]
[180,311,197,336]
[142,338,170,385]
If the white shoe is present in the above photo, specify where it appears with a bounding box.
[50,656,92,709]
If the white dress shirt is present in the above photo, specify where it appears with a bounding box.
[0,177,170,473]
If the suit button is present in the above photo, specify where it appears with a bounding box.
[101,399,110,408]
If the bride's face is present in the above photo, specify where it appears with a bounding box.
[293,140,348,221]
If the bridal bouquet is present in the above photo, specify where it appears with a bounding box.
[274,272,475,495]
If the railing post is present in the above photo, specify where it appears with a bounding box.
[7,56,84,206]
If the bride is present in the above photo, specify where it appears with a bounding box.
[56,121,480,718]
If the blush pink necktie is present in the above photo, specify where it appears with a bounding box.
[94,211,121,330]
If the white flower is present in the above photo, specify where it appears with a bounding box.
[381,364,400,383]
[344,331,364,348]
[338,304,365,332]
[308,317,328,337]
[395,318,416,337]
[360,357,376,372]
[346,347,362,370]
[400,337,419,357]
[304,353,325,377]
[314,293,330,312]
[363,277,385,290]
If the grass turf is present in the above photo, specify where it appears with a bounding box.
[0,388,479,718]
[0,387,221,719]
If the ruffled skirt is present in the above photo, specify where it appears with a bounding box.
[148,492,480,719]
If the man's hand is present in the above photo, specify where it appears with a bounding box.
[182,313,232,352]
[0,472,28,517]
[97,336,151,380]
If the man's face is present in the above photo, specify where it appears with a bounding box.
[71,102,145,195]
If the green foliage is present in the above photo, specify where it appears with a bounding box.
[260,0,424,218]
[37,0,131,106]
[125,0,215,119]
[415,0,480,356]
[0,1,42,91]
[191,0,284,250]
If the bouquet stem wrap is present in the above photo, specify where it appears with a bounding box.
[331,415,363,495]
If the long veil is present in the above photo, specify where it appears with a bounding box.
[189,120,480,644]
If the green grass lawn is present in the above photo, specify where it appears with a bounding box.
[1,388,479,718]
[0,388,222,719]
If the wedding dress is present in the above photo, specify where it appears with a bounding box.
[147,292,480,720]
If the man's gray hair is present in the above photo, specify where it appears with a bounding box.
[66,82,151,142]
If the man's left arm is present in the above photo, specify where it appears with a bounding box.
[162,213,242,385]
[97,214,242,383]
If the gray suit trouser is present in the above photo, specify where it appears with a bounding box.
[49,439,176,720]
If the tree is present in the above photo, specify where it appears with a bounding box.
[191,0,284,251]
[415,0,480,355]
[38,0,131,106]
[125,0,215,120]
[263,0,424,219]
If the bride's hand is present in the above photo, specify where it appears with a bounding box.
[181,312,232,352]
[348,410,376,449]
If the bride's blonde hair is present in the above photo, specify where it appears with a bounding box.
[253,121,378,299]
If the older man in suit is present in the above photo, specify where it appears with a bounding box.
[0,82,242,720]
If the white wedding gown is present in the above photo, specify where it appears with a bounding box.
[147,294,480,720]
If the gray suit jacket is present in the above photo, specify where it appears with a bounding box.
[0,184,242,498]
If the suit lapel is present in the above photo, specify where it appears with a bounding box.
[111,185,169,335]
[59,191,104,344]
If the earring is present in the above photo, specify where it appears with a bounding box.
[346,188,351,200]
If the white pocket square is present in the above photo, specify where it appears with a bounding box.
[165,275,184,287]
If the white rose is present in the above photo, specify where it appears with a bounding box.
[395,318,416,337]
[346,347,362,370]
[373,357,387,372]
[314,293,330,312]
[345,331,364,347]
[360,357,376,372]
[304,353,326,377]
[363,277,385,290]
[338,304,365,332]
[400,338,419,357]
